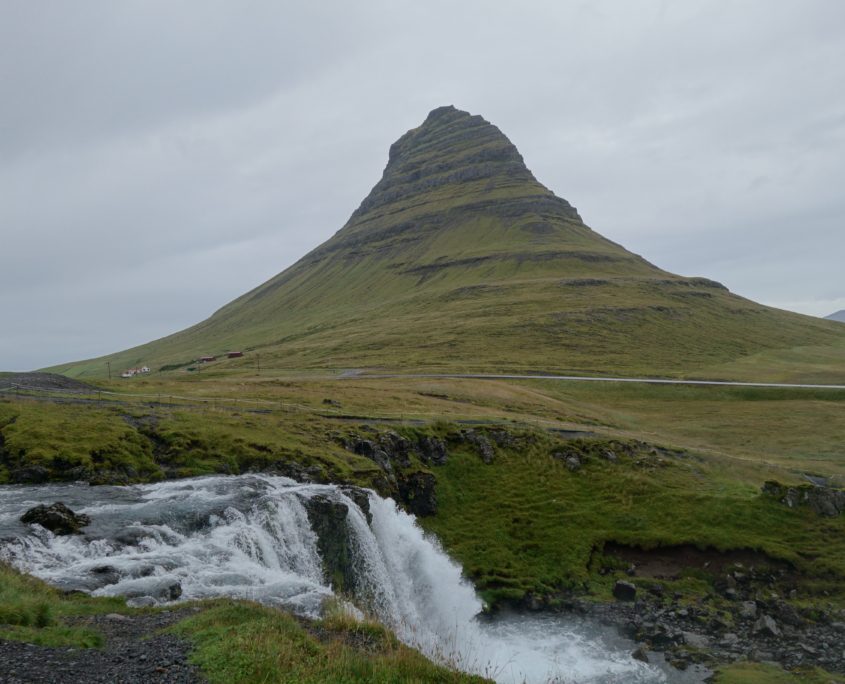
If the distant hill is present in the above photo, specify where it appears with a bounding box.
[826,310,845,323]
[51,106,845,379]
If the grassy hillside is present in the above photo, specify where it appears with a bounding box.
[48,106,845,381]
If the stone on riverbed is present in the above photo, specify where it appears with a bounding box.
[20,502,91,535]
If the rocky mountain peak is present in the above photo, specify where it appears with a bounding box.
[351,105,547,221]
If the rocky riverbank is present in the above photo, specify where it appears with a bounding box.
[0,608,205,684]
[533,575,845,679]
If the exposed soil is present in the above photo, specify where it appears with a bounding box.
[603,542,794,580]
[0,609,205,684]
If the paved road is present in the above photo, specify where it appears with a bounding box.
[351,372,845,390]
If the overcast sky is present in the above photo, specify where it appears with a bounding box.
[2,1,844,371]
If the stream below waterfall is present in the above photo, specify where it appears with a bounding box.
[0,475,706,683]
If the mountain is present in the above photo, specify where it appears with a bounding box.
[53,106,845,379]
[826,310,845,323]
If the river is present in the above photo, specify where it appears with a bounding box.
[0,475,705,683]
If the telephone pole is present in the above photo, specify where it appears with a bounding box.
[257,353,261,375]
[107,361,111,380]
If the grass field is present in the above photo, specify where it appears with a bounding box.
[2,371,844,683]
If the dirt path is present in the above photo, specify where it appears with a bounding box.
[0,609,205,684]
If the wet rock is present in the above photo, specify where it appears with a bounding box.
[20,502,91,535]
[632,646,649,663]
[339,485,372,525]
[265,460,325,483]
[114,526,152,547]
[753,614,781,638]
[9,465,50,484]
[669,657,690,671]
[303,494,357,593]
[613,580,637,602]
[123,580,182,603]
[90,565,121,587]
[398,471,437,517]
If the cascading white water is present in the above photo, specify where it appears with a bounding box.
[0,475,680,683]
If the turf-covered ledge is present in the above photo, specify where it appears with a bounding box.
[419,432,845,608]
[168,599,489,684]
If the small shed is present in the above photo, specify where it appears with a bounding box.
[227,351,244,359]
[199,356,216,363]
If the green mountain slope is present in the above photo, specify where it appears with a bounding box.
[53,106,845,379]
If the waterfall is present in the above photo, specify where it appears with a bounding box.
[0,475,670,683]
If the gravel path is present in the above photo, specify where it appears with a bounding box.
[0,609,206,684]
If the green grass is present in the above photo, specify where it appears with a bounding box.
[0,562,123,647]
[0,399,384,487]
[715,662,845,684]
[421,431,845,606]
[529,380,845,479]
[0,401,162,484]
[169,600,489,684]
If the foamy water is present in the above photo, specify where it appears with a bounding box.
[0,475,682,683]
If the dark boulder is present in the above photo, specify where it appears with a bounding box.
[89,564,121,587]
[351,438,395,474]
[762,480,845,517]
[20,502,91,535]
[417,436,448,466]
[631,646,649,663]
[398,471,438,517]
[378,431,412,468]
[613,580,637,602]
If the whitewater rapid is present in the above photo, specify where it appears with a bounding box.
[0,475,674,683]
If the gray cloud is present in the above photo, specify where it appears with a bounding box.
[2,0,844,370]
